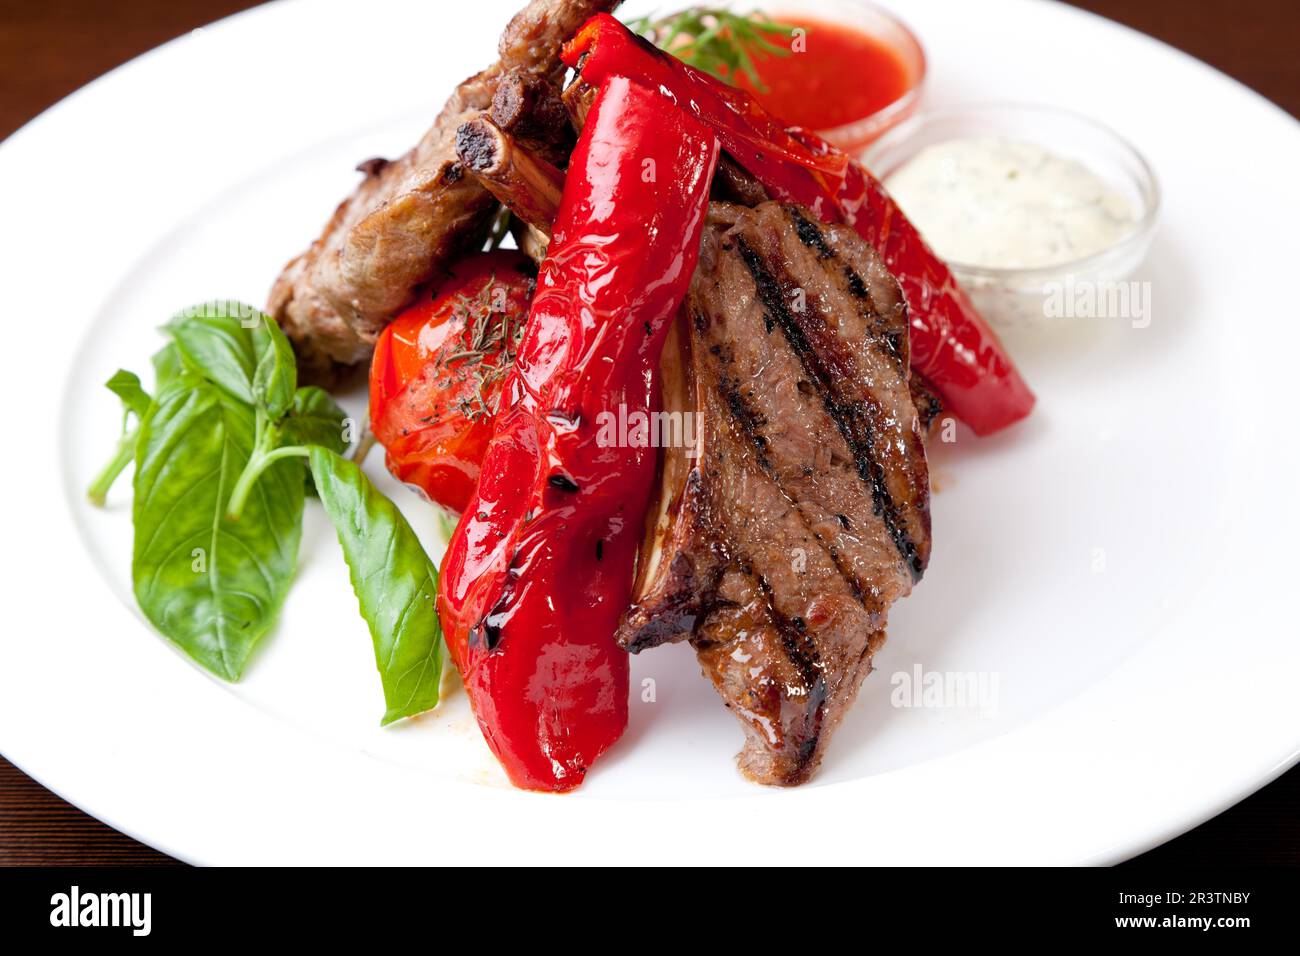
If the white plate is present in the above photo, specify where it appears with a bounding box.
[1,0,1298,865]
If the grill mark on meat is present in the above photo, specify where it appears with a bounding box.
[750,568,827,774]
[769,206,927,553]
[714,372,874,613]
[722,176,922,408]
[768,206,931,568]
[788,210,907,370]
[843,266,868,299]
[789,209,905,372]
[790,207,834,259]
[735,235,923,581]
[750,570,822,690]
[841,260,906,366]
[764,209,930,580]
[717,374,771,468]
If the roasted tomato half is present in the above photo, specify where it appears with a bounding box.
[370,250,535,513]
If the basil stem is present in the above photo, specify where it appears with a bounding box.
[226,438,310,521]
[87,369,152,506]
[87,428,139,506]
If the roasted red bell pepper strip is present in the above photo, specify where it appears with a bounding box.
[562,13,1035,436]
[437,75,720,791]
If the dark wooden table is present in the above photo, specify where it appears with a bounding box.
[1,0,1297,867]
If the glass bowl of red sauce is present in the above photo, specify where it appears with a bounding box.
[730,0,927,152]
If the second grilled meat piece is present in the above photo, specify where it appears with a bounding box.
[268,0,618,383]
[618,201,932,785]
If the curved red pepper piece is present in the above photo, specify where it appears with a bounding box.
[438,76,720,791]
[564,13,1034,436]
[562,15,846,221]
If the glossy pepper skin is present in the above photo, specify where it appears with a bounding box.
[438,76,720,791]
[370,251,535,514]
[563,14,1034,436]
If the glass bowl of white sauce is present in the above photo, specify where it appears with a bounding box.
[862,103,1160,332]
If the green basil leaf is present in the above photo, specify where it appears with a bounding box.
[105,370,151,421]
[151,342,184,392]
[251,311,296,420]
[280,387,349,454]
[308,447,442,724]
[167,301,295,420]
[167,301,261,406]
[133,373,304,680]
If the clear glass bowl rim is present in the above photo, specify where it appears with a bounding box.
[863,101,1163,282]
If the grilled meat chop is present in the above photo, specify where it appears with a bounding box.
[618,201,932,785]
[268,0,619,383]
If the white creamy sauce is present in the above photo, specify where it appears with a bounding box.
[884,137,1136,269]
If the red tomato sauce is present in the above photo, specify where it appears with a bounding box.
[735,17,913,133]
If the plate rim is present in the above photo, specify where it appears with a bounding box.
[2,0,1299,865]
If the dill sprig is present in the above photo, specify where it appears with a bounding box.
[626,7,800,92]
